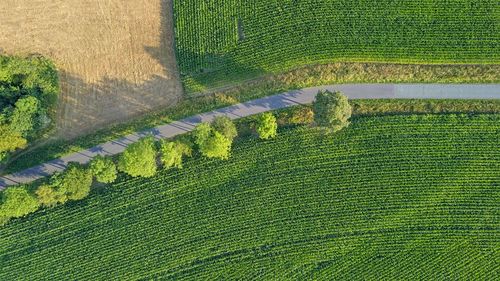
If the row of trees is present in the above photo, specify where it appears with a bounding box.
[0,114,279,224]
[0,90,351,225]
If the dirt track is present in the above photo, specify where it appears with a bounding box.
[0,0,182,139]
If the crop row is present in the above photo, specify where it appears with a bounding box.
[0,114,499,279]
[173,0,500,90]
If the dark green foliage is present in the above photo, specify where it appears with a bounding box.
[35,163,93,207]
[9,96,40,135]
[160,140,192,169]
[194,122,232,159]
[89,155,118,184]
[0,55,59,161]
[0,186,40,225]
[0,115,498,278]
[173,0,499,91]
[118,136,158,178]
[256,112,277,139]
[313,90,352,132]
[0,125,27,156]
[212,116,238,141]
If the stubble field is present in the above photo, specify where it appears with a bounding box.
[0,0,182,139]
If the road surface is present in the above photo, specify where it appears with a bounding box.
[1,83,499,189]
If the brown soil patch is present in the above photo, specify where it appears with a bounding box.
[0,0,183,139]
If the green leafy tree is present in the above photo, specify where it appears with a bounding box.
[118,136,158,178]
[0,125,27,154]
[212,116,238,141]
[9,96,40,136]
[0,186,40,225]
[35,164,93,206]
[201,130,232,160]
[312,90,352,133]
[193,122,212,145]
[89,155,117,183]
[160,140,192,169]
[60,163,93,201]
[256,112,278,140]
[194,122,232,160]
[0,55,59,164]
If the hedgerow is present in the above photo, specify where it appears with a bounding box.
[0,114,497,279]
[173,0,499,91]
[2,116,237,224]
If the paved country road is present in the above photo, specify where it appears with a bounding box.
[1,83,499,189]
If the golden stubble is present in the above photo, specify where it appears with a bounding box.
[0,0,182,139]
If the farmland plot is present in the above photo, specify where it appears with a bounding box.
[173,0,500,92]
[0,0,183,139]
[0,114,499,280]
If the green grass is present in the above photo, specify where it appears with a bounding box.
[173,0,500,91]
[1,114,499,280]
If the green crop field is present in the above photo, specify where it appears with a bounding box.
[173,0,500,91]
[1,114,499,280]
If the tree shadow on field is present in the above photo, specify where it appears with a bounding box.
[2,0,187,174]
[175,48,265,94]
[56,70,181,139]
[54,1,187,140]
[161,0,264,93]
[144,0,182,82]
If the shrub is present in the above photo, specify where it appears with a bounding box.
[118,136,158,178]
[89,155,117,183]
[193,122,212,145]
[312,90,352,132]
[194,122,232,160]
[212,116,238,141]
[288,106,314,125]
[256,113,278,140]
[0,186,40,225]
[160,140,192,169]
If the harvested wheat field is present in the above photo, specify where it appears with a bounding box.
[0,0,182,139]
